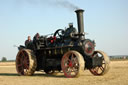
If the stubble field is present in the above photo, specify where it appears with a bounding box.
[0,60,128,85]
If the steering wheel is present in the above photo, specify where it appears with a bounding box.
[54,29,65,39]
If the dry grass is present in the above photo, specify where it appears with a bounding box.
[0,60,128,85]
[0,62,15,66]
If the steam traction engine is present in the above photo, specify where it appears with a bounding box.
[16,9,110,78]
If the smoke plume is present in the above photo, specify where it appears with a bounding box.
[19,0,79,11]
[53,0,79,11]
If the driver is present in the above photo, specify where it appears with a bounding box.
[25,36,32,47]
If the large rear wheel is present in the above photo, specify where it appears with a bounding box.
[16,49,37,76]
[61,51,85,78]
[89,50,110,75]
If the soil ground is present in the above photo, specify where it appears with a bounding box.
[0,60,128,85]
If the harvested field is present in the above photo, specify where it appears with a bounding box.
[0,60,128,85]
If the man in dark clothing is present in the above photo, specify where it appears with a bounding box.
[33,33,40,49]
[33,33,40,41]
[25,36,32,47]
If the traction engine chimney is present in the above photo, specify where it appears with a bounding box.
[75,9,85,39]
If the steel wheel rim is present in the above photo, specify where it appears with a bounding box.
[89,51,106,75]
[16,50,30,75]
[62,52,80,78]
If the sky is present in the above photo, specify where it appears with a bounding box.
[0,0,128,60]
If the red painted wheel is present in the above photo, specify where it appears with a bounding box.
[16,49,37,76]
[61,51,85,78]
[89,50,110,76]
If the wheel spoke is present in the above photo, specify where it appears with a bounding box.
[96,67,99,73]
[99,66,104,71]
[73,62,79,68]
[65,67,71,73]
[17,64,23,67]
[24,63,29,69]
[71,54,78,67]
[64,64,69,68]
[18,67,24,73]
[21,51,25,58]
[91,69,97,75]
[74,58,78,65]
[71,53,74,59]
[73,66,79,73]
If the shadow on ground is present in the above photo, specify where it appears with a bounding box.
[0,73,65,78]
[0,73,18,76]
[34,73,65,78]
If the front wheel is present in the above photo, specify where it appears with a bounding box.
[61,51,85,78]
[89,50,110,76]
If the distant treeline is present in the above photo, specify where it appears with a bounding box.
[109,55,128,60]
[0,60,15,62]
[0,57,15,62]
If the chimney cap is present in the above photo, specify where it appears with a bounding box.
[75,9,84,13]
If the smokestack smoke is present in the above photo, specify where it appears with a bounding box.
[18,0,80,11]
[54,0,79,11]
